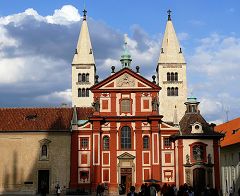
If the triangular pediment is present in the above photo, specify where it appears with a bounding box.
[91,68,161,91]
[117,152,135,159]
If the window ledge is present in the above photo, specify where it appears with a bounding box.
[163,81,183,84]
[76,82,91,85]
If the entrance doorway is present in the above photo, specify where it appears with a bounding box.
[120,168,132,194]
[38,170,49,194]
[193,168,205,195]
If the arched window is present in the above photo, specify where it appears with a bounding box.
[143,136,149,149]
[167,87,170,96]
[82,73,86,82]
[78,88,82,97]
[82,88,85,97]
[86,73,89,82]
[171,87,174,96]
[86,89,89,97]
[171,72,174,81]
[121,99,131,113]
[103,136,109,150]
[175,72,178,81]
[41,145,47,157]
[174,87,178,96]
[78,73,82,82]
[167,72,170,81]
[121,126,131,149]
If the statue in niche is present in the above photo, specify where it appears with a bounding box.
[92,98,100,112]
[186,154,190,164]
[152,97,159,111]
[208,154,212,164]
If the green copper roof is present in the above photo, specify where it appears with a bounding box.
[120,34,132,68]
[187,97,198,103]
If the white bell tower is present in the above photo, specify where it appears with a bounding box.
[72,9,96,107]
[157,10,187,123]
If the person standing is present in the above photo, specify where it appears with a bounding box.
[55,184,61,196]
[127,186,138,196]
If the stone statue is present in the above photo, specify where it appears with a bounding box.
[186,154,190,164]
[92,98,100,112]
[152,97,159,111]
[208,154,212,164]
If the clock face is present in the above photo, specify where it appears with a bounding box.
[193,145,204,161]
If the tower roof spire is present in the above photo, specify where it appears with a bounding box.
[120,34,132,69]
[72,8,95,65]
[157,10,185,64]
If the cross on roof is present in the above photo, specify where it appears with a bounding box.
[167,9,172,21]
[83,9,87,20]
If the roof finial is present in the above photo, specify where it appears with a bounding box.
[167,9,172,21]
[83,3,87,21]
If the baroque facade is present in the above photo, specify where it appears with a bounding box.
[0,8,224,195]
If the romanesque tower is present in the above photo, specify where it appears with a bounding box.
[72,9,96,107]
[157,10,187,123]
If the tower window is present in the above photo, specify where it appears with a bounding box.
[167,87,178,96]
[174,87,178,96]
[82,88,86,97]
[171,87,174,96]
[82,73,86,82]
[78,88,82,97]
[143,136,149,149]
[86,89,89,97]
[171,72,174,81]
[167,87,170,96]
[167,72,178,82]
[121,126,131,149]
[86,73,89,82]
[175,72,178,81]
[167,72,170,81]
[78,73,82,82]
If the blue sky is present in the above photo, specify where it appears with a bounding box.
[0,0,239,124]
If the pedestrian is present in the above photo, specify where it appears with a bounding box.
[229,187,233,196]
[55,183,61,196]
[127,186,138,196]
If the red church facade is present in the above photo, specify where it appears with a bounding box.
[69,68,179,193]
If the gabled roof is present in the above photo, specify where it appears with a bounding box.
[91,68,161,92]
[215,117,240,147]
[0,107,93,131]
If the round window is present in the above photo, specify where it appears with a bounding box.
[195,125,200,130]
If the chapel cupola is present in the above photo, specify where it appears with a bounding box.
[120,34,132,69]
[185,97,200,114]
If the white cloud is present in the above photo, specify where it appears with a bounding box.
[0,26,18,49]
[46,5,81,25]
[0,5,80,26]
[35,89,72,104]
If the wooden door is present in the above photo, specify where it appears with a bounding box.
[193,168,205,195]
[38,170,49,194]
